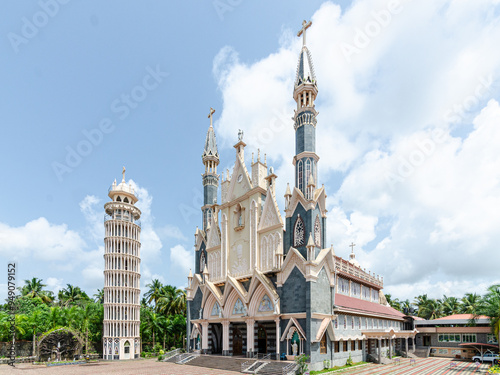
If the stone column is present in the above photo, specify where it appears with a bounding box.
[275,318,280,359]
[405,337,408,355]
[389,337,392,359]
[222,320,230,356]
[378,338,382,364]
[412,337,415,352]
[201,321,209,354]
[246,319,255,358]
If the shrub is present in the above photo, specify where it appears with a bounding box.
[346,353,353,366]
[295,354,309,375]
[489,365,500,374]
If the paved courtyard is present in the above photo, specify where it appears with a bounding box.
[0,357,493,375]
[336,357,490,374]
[0,358,241,375]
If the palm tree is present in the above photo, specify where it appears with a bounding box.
[480,284,500,351]
[385,294,402,311]
[441,295,461,316]
[47,306,61,329]
[144,279,164,311]
[157,285,187,316]
[93,289,104,304]
[401,299,413,315]
[20,278,53,304]
[415,295,441,320]
[461,293,484,315]
[58,284,90,306]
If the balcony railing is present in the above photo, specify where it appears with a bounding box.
[104,214,141,228]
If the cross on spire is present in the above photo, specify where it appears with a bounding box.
[208,107,215,127]
[349,242,356,253]
[122,166,126,182]
[297,20,312,46]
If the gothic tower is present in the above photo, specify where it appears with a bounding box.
[196,108,220,275]
[103,167,141,360]
[284,20,327,260]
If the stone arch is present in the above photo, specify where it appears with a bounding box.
[223,288,247,318]
[248,283,276,316]
[36,327,87,360]
[294,216,305,247]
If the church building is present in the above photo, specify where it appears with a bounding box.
[186,20,417,370]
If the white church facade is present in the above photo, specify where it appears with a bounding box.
[185,21,417,370]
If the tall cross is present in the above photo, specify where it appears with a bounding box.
[297,20,312,46]
[122,166,126,182]
[208,107,215,127]
[349,242,356,253]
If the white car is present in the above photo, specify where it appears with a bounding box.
[472,352,499,363]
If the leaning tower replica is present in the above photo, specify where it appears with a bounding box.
[103,168,141,360]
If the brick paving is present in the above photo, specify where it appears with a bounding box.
[336,357,490,374]
[0,358,243,375]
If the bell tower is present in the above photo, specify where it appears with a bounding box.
[202,107,220,231]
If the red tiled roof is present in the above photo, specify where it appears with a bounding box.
[335,293,405,320]
[434,314,489,321]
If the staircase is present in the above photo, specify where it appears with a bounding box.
[412,347,430,358]
[257,361,296,375]
[186,355,249,372]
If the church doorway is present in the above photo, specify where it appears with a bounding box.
[210,323,222,354]
[258,325,267,354]
[233,328,243,356]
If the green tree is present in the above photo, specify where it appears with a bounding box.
[58,284,90,306]
[480,284,500,351]
[26,308,47,356]
[145,279,164,311]
[461,293,484,315]
[441,295,460,316]
[93,289,104,304]
[385,294,401,311]
[19,278,53,304]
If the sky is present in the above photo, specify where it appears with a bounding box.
[1,0,500,304]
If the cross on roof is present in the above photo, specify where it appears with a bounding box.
[122,166,126,182]
[208,107,215,127]
[297,20,312,46]
[350,242,356,253]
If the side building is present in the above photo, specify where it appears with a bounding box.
[103,168,142,360]
[414,314,498,360]
[186,20,417,371]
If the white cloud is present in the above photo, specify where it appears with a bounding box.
[170,245,194,277]
[213,0,500,300]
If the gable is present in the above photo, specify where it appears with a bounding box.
[227,155,253,201]
[258,185,283,232]
[206,217,221,249]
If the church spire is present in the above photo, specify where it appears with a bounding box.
[293,20,319,196]
[201,108,220,231]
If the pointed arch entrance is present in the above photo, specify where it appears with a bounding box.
[233,327,243,355]
[258,324,267,354]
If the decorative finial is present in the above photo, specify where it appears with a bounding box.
[208,107,215,127]
[122,166,126,182]
[252,152,254,163]
[238,129,244,142]
[258,149,261,162]
[297,20,312,46]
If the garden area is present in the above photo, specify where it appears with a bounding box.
[0,277,186,361]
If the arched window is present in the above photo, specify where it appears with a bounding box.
[320,334,327,354]
[294,217,305,247]
[123,197,129,203]
[314,216,321,247]
[200,251,206,272]
[298,160,303,191]
[305,159,311,187]
[116,196,122,202]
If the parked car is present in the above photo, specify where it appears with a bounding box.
[472,352,500,363]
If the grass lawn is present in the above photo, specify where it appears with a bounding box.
[310,361,368,374]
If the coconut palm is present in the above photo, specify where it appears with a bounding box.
[26,309,46,356]
[480,284,500,351]
[385,294,402,311]
[20,278,53,304]
[144,279,164,310]
[58,284,90,306]
[461,293,484,315]
[441,295,461,316]
[93,289,104,304]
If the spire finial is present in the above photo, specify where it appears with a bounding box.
[122,166,126,182]
[208,107,215,127]
[297,20,312,46]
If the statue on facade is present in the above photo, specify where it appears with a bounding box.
[292,341,298,356]
[238,129,244,142]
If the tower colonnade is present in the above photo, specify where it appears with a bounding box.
[103,168,141,360]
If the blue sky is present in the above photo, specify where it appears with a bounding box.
[2,0,500,302]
